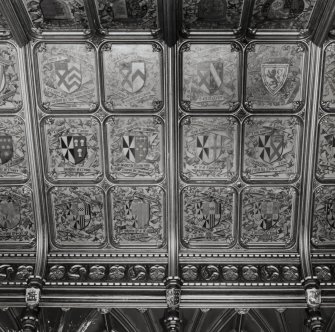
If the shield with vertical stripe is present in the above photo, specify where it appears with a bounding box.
[196,200,221,229]
[197,134,223,164]
[120,61,146,93]
[65,200,91,230]
[197,61,223,95]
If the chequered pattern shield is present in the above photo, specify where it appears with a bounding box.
[0,135,13,165]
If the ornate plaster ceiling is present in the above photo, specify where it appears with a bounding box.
[0,0,334,331]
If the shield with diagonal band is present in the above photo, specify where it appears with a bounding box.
[260,201,279,230]
[65,200,91,230]
[196,134,223,164]
[60,135,87,165]
[0,135,13,165]
[122,135,148,163]
[261,63,289,95]
[326,201,335,228]
[197,61,223,95]
[258,133,284,164]
[120,61,145,93]
[55,60,82,94]
[0,195,21,229]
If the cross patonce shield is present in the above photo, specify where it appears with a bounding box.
[122,135,148,163]
[197,61,223,95]
[258,133,284,164]
[0,135,13,165]
[55,60,82,94]
[261,63,289,95]
[196,201,221,229]
[260,201,279,230]
[326,201,335,228]
[197,134,223,164]
[65,200,91,230]
[120,61,145,93]
[60,136,87,165]
[0,195,21,229]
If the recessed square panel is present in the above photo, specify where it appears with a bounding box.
[106,116,164,182]
[181,43,240,111]
[35,42,98,111]
[181,186,236,248]
[0,186,35,247]
[95,0,158,30]
[312,186,335,248]
[180,116,238,182]
[41,116,102,183]
[182,0,243,30]
[102,43,163,111]
[48,186,106,248]
[250,0,317,30]
[25,0,89,30]
[110,186,165,248]
[0,116,29,182]
[245,43,306,111]
[241,186,296,248]
[321,43,335,111]
[0,43,22,111]
[242,116,302,182]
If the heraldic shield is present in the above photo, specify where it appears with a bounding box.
[197,134,224,164]
[258,201,279,231]
[60,136,87,165]
[326,201,335,229]
[0,195,21,229]
[120,61,146,93]
[65,200,91,230]
[195,200,221,229]
[0,64,6,94]
[55,60,82,94]
[258,133,284,164]
[0,135,13,165]
[122,135,148,163]
[261,63,289,95]
[325,134,335,159]
[197,61,223,95]
[124,200,150,229]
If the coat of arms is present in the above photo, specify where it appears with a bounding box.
[258,133,284,163]
[325,134,335,159]
[64,200,91,230]
[258,201,280,230]
[124,200,150,229]
[60,135,87,165]
[55,61,82,94]
[120,61,146,93]
[196,134,224,164]
[0,195,21,229]
[261,63,289,95]
[195,200,221,229]
[197,61,223,95]
[0,135,13,165]
[326,201,335,228]
[122,135,148,163]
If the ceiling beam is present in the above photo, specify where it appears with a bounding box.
[157,0,179,47]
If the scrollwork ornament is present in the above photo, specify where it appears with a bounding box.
[128,265,147,281]
[67,265,87,281]
[181,265,198,281]
[109,265,125,281]
[201,265,219,281]
[282,266,299,281]
[246,43,255,53]
[181,100,191,112]
[261,265,280,281]
[0,265,14,280]
[231,42,241,53]
[296,42,307,53]
[314,265,332,281]
[181,115,191,126]
[48,265,65,281]
[242,265,259,281]
[292,101,302,111]
[16,266,33,280]
[152,44,162,53]
[222,265,239,281]
[180,43,191,53]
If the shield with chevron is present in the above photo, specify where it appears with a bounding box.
[122,135,148,163]
[197,61,223,95]
[257,133,284,164]
[55,60,82,94]
[120,61,146,93]
[196,134,223,164]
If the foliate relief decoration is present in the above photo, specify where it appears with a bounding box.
[316,116,335,180]
[111,186,165,247]
[241,186,295,247]
[107,116,164,181]
[103,43,163,110]
[25,0,89,30]
[322,43,335,110]
[181,116,237,181]
[312,186,335,247]
[36,43,98,111]
[182,0,243,30]
[182,44,240,110]
[182,186,235,246]
[96,0,158,30]
[0,43,22,111]
[246,43,305,110]
[0,186,35,245]
[42,117,102,182]
[0,117,28,181]
[49,186,105,247]
[0,11,9,31]
[243,116,301,181]
[0,264,34,282]
[250,0,317,30]
[314,265,332,281]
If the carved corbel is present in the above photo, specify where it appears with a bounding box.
[303,278,324,332]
